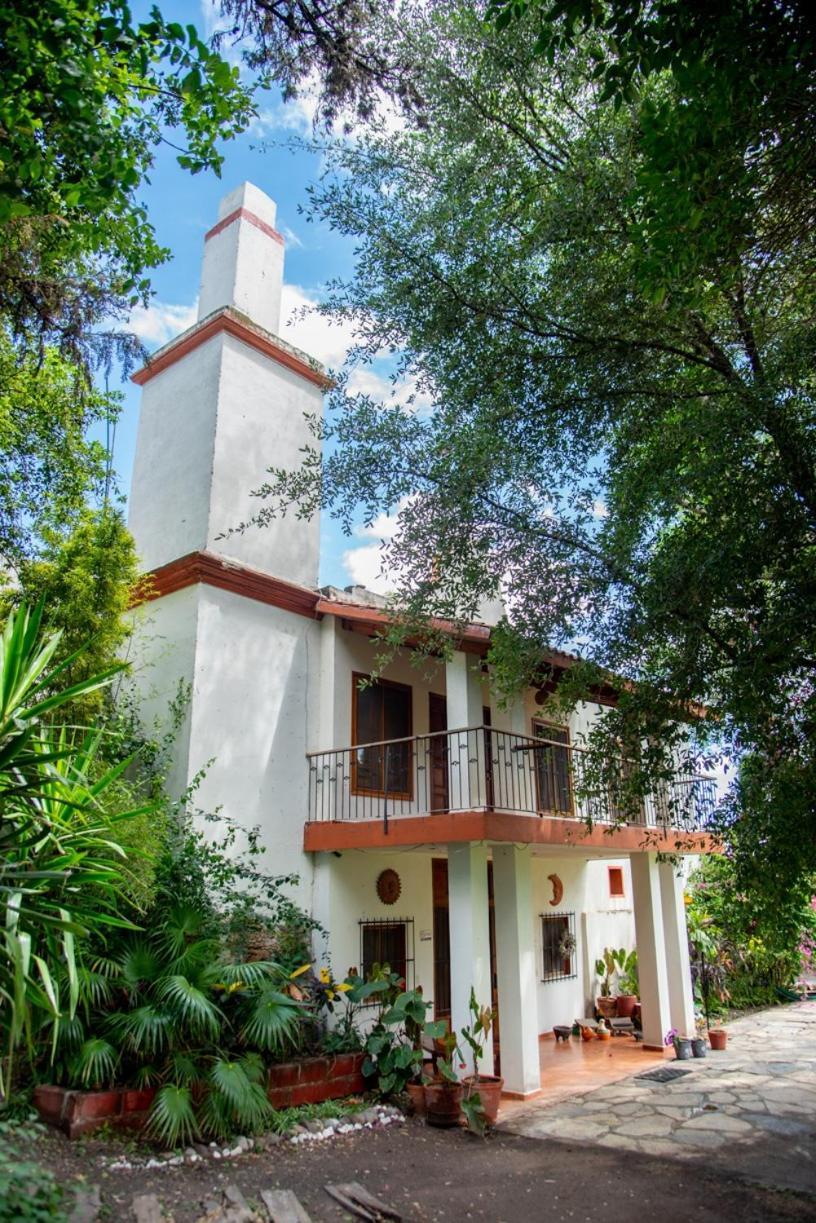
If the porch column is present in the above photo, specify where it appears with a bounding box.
[659,860,696,1036]
[630,852,672,1049]
[447,843,493,1074]
[492,844,540,1095]
[445,651,484,810]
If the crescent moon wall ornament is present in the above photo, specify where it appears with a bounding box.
[548,873,564,907]
[376,869,402,906]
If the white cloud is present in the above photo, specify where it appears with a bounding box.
[280,223,305,250]
[341,498,412,594]
[280,283,356,368]
[346,366,434,413]
[129,299,198,347]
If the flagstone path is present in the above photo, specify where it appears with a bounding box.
[500,1002,816,1195]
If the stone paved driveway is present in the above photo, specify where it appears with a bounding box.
[501,1002,816,1197]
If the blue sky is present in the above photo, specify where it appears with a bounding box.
[110,0,393,591]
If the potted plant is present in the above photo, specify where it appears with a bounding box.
[459,988,503,1129]
[357,980,446,1105]
[708,1028,728,1050]
[425,1030,465,1129]
[595,948,618,1020]
[613,949,638,1018]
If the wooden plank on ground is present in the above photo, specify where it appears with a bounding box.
[324,1182,402,1222]
[260,1188,313,1223]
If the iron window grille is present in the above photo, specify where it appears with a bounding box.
[359,917,415,1003]
[540,911,577,983]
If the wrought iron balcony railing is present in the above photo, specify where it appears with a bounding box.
[306,726,717,833]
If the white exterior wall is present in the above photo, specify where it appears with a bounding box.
[198,183,284,333]
[129,334,223,572]
[317,850,436,1003]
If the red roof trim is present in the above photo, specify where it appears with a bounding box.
[142,551,320,619]
[204,206,285,246]
[130,310,331,389]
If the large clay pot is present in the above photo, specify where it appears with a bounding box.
[596,996,617,1021]
[407,1081,427,1116]
[425,1080,463,1128]
[463,1075,504,1125]
[616,994,638,1019]
[708,1029,728,1051]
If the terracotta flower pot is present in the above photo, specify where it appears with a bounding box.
[463,1075,504,1125]
[425,1080,463,1128]
[708,1029,728,1051]
[407,1081,427,1116]
[596,996,617,1020]
[616,994,638,1019]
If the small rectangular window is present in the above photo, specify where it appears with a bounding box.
[540,911,577,982]
[608,866,625,898]
[359,918,414,993]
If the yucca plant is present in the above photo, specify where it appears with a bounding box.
[0,604,151,1100]
[61,900,305,1145]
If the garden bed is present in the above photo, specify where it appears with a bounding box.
[33,1053,367,1138]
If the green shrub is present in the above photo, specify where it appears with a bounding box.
[0,1120,64,1221]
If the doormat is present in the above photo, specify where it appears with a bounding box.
[636,1066,694,1084]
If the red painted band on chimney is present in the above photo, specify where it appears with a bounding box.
[204,207,285,246]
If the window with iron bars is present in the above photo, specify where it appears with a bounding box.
[540,911,577,983]
[359,918,415,1000]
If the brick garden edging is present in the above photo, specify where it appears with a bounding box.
[33,1053,367,1139]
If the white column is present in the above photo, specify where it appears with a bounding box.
[447,843,493,1074]
[659,860,696,1036]
[492,844,541,1095]
[630,852,672,1049]
[445,651,484,810]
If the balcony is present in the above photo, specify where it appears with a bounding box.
[304,726,718,853]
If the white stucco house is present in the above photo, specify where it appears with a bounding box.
[127,183,716,1098]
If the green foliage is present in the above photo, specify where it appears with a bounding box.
[352,975,444,1097]
[56,899,304,1143]
[0,1119,64,1221]
[0,1,253,364]
[0,605,149,1098]
[267,1097,365,1135]
[0,333,115,566]
[255,0,816,904]
[686,854,816,1016]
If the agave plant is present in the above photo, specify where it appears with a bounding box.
[0,604,151,1099]
[62,900,305,1145]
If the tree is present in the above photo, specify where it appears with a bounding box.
[0,1,253,366]
[218,0,422,127]
[250,2,816,892]
[0,332,116,561]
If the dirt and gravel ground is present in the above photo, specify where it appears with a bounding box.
[26,1114,816,1223]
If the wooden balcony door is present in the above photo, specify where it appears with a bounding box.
[431,856,500,1075]
[429,693,449,813]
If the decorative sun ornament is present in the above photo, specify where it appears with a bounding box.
[376,868,402,905]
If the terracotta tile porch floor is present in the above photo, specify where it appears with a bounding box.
[498,1033,672,1120]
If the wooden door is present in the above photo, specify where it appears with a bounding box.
[487,861,500,1074]
[429,693,449,813]
[432,858,451,1020]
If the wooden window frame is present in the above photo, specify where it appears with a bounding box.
[531,719,574,816]
[351,671,414,800]
[608,865,626,898]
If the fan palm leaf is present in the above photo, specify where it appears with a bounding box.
[70,1037,118,1088]
[109,1004,173,1056]
[158,974,224,1038]
[240,987,301,1055]
[146,1083,198,1147]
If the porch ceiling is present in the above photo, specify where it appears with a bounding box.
[303,811,718,855]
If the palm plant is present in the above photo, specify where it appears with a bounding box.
[61,901,305,1145]
[0,604,149,1100]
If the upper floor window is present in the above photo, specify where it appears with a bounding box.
[532,720,573,814]
[608,865,625,898]
[352,672,413,797]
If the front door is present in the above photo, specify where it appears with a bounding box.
[429,693,449,813]
[431,856,500,1075]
